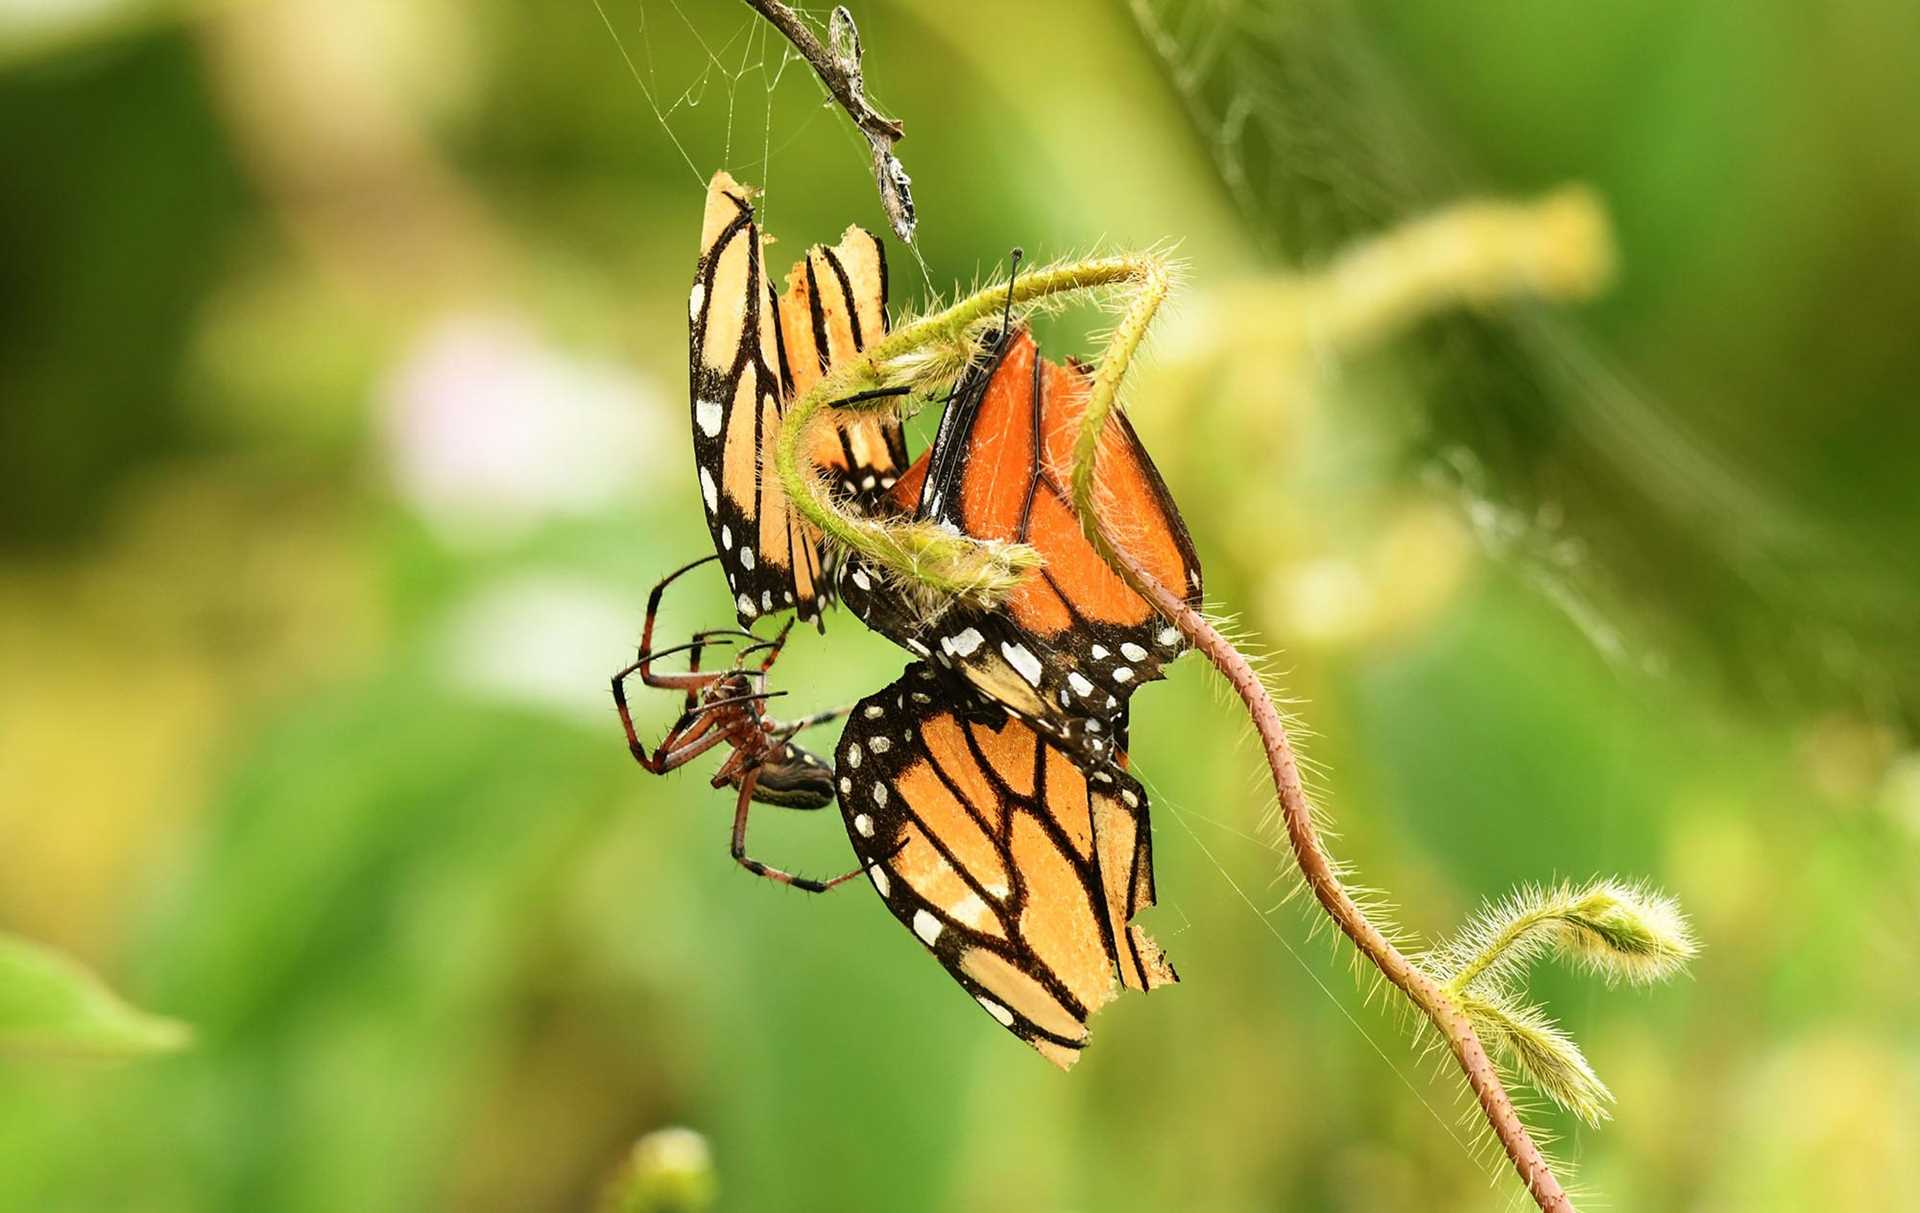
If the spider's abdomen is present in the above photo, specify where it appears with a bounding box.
[743,743,835,810]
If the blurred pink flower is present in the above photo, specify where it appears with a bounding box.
[383,312,672,543]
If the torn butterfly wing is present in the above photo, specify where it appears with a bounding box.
[689,172,911,628]
[774,222,912,512]
[690,171,828,626]
[835,662,1176,1069]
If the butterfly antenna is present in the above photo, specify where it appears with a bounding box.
[1000,246,1024,337]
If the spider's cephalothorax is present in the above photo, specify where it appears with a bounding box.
[612,555,857,892]
[690,666,836,810]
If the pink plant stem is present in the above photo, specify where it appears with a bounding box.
[1102,535,1576,1213]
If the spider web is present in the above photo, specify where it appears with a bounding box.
[591,0,805,198]
[1130,0,1920,725]
[591,0,933,288]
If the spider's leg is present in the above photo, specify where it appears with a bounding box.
[709,725,760,788]
[637,554,721,667]
[614,672,726,772]
[612,661,657,765]
[687,688,787,720]
[636,637,748,693]
[772,701,856,739]
[756,616,798,673]
[681,632,708,713]
[735,615,796,674]
[681,628,746,710]
[729,765,863,894]
[643,714,738,774]
[612,651,723,756]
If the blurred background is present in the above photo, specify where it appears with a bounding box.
[2,0,1917,1209]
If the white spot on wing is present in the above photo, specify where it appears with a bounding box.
[688,280,705,321]
[872,783,889,806]
[944,627,984,657]
[736,592,755,617]
[851,568,871,592]
[839,776,852,793]
[1091,644,1109,660]
[912,909,943,946]
[1121,789,1140,808]
[1068,672,1094,697]
[846,743,862,769]
[1001,642,1042,686]
[1113,666,1134,683]
[695,397,723,439]
[699,467,718,513]
[870,737,891,754]
[721,524,732,549]
[854,813,874,837]
[977,995,1015,1027]
[869,865,891,897]
[863,704,885,719]
[740,547,755,569]
[1121,642,1148,662]
[761,591,772,611]
[1158,626,1179,648]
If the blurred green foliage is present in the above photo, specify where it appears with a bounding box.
[1,1,1916,1211]
[0,933,189,1057]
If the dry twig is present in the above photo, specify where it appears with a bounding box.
[741,1,916,241]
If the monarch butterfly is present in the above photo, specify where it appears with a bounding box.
[835,661,1177,1068]
[612,555,862,892]
[689,171,910,627]
[837,325,1203,770]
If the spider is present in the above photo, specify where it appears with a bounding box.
[611,554,861,893]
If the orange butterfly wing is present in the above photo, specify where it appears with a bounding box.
[836,662,1176,1068]
[690,172,826,625]
[775,226,911,510]
[690,173,911,627]
[840,326,1202,768]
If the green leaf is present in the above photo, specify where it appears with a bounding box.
[0,933,192,1059]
